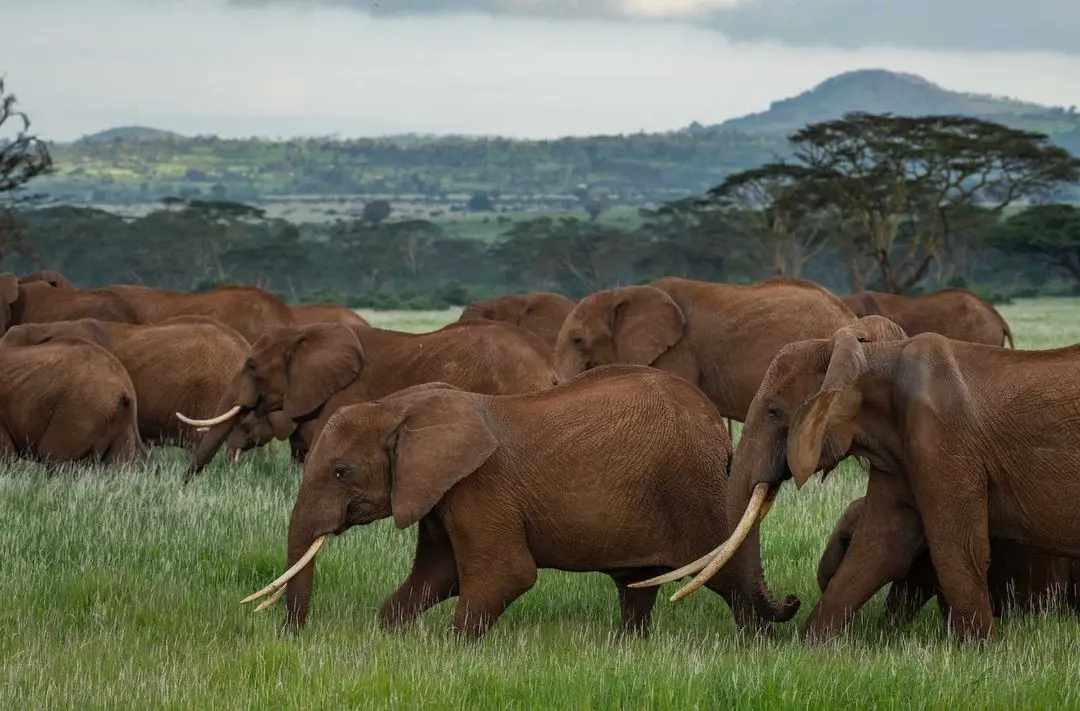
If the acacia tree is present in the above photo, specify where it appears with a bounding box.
[0,77,53,262]
[987,204,1080,285]
[785,113,1080,292]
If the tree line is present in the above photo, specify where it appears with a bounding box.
[4,79,1080,307]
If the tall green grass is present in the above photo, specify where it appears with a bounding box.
[2,298,1079,709]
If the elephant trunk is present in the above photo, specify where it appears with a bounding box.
[282,507,322,635]
[186,373,258,477]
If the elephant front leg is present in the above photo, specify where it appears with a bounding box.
[883,555,938,626]
[379,520,459,632]
[448,528,538,641]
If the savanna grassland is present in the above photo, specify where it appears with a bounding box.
[3,299,1080,710]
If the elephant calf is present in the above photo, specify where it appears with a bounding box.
[242,365,800,640]
[818,497,1080,622]
[0,338,141,463]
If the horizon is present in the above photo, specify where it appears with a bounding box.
[4,1,1080,142]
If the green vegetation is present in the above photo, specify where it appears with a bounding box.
[2,300,1079,709]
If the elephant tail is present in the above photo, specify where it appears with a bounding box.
[1003,321,1015,349]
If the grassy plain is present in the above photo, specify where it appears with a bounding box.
[2,298,1080,710]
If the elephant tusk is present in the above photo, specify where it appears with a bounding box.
[229,448,243,462]
[176,404,243,428]
[668,483,772,602]
[197,427,209,433]
[240,535,326,604]
[628,483,771,591]
[254,585,286,612]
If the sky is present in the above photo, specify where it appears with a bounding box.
[3,0,1079,141]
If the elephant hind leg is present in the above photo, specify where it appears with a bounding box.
[610,568,664,638]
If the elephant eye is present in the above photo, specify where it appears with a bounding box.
[333,464,349,481]
[571,334,584,348]
[766,406,784,422]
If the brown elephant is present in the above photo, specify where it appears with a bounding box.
[0,274,140,332]
[291,303,370,328]
[19,270,74,288]
[240,366,800,639]
[178,319,558,479]
[818,497,1080,623]
[102,284,297,344]
[637,315,1080,643]
[0,337,141,463]
[458,291,576,351]
[0,316,249,446]
[553,276,856,423]
[842,288,1014,347]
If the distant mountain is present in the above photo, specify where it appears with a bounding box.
[709,69,1080,140]
[74,126,186,143]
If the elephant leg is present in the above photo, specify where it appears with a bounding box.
[912,471,994,642]
[884,574,937,626]
[610,568,663,637]
[379,520,459,632]
[450,528,537,641]
[805,473,924,643]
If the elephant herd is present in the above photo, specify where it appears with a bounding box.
[6,269,1065,645]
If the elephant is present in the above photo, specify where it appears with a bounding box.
[290,303,370,328]
[637,314,1080,643]
[552,276,856,423]
[0,274,140,333]
[0,337,141,463]
[842,288,1014,347]
[178,319,558,480]
[101,284,297,344]
[818,497,1080,623]
[19,270,74,288]
[0,316,250,446]
[239,366,800,640]
[458,291,576,351]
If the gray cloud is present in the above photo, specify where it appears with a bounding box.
[229,0,1080,55]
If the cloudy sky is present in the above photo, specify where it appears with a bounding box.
[3,0,1079,141]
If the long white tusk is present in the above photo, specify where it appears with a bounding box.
[628,483,771,591]
[176,404,243,428]
[254,586,286,612]
[668,483,771,602]
[240,535,326,604]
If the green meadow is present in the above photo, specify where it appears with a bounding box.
[2,299,1079,710]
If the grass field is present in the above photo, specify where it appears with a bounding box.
[3,298,1080,709]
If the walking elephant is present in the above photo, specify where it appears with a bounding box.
[291,303,370,329]
[102,284,297,343]
[552,276,856,422]
[0,275,140,333]
[818,497,1080,623]
[635,315,1080,643]
[842,288,1014,347]
[458,291,576,351]
[239,366,799,639]
[0,338,141,463]
[178,319,557,480]
[1,316,249,446]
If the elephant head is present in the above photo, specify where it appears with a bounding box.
[460,292,575,349]
[227,411,296,461]
[179,324,364,475]
[239,382,495,633]
[552,286,685,383]
[631,315,910,607]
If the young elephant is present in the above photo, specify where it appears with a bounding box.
[842,288,1014,347]
[818,497,1080,623]
[180,319,557,477]
[458,291,576,351]
[241,366,800,640]
[0,338,141,463]
[0,316,249,446]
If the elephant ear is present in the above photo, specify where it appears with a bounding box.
[610,287,686,366]
[0,273,19,305]
[283,325,364,419]
[786,329,868,487]
[387,391,499,529]
[267,410,296,439]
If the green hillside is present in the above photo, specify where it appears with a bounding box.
[33,69,1080,208]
